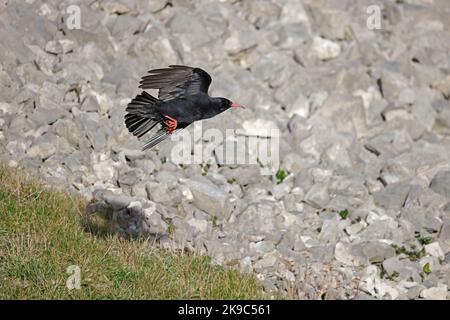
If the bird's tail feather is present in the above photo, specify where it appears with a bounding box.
[125,91,172,150]
[125,91,161,139]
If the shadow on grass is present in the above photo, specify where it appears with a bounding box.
[80,211,113,238]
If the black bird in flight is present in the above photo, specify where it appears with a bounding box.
[125,65,245,150]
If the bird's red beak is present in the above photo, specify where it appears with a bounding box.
[231,102,245,109]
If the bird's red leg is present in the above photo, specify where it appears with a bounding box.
[163,115,178,133]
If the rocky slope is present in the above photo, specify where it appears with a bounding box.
[1,0,450,299]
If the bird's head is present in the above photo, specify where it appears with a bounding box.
[217,98,246,112]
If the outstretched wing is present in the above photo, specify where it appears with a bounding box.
[141,128,170,150]
[141,128,182,151]
[139,65,212,101]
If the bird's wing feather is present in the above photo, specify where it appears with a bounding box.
[141,128,170,150]
[138,65,212,101]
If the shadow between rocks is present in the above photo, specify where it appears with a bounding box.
[81,189,168,243]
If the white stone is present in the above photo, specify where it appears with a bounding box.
[312,36,341,60]
[143,202,157,217]
[345,221,367,236]
[93,160,115,182]
[187,218,208,233]
[185,178,231,219]
[127,201,142,210]
[335,242,362,266]
[89,90,114,115]
[420,285,448,300]
[424,242,445,259]
[287,93,310,118]
[181,185,194,201]
[27,143,56,159]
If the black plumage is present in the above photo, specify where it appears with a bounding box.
[125,65,244,150]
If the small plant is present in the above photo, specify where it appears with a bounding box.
[418,236,433,245]
[386,271,400,281]
[391,244,426,261]
[378,263,387,279]
[339,209,349,219]
[377,262,400,281]
[275,169,288,184]
[201,164,209,176]
[163,218,175,235]
[211,215,218,227]
[423,263,431,275]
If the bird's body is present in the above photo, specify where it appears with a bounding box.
[157,94,226,125]
[124,65,244,150]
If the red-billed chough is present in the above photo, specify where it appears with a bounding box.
[125,65,245,150]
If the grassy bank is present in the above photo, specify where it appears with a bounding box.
[0,167,264,299]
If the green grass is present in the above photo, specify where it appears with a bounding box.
[338,209,349,220]
[0,166,264,299]
[275,169,288,184]
[390,244,425,262]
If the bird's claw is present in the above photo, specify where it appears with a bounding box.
[163,115,178,133]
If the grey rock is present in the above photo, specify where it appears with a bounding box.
[335,242,368,267]
[221,166,269,186]
[93,159,116,182]
[74,110,109,150]
[249,240,275,256]
[430,171,450,199]
[145,181,172,204]
[142,204,168,236]
[362,241,396,263]
[223,16,258,56]
[397,87,416,105]
[29,97,69,126]
[187,217,210,235]
[382,256,403,276]
[424,242,445,259]
[52,119,84,147]
[93,190,132,211]
[305,2,351,40]
[274,76,307,107]
[407,285,425,300]
[236,201,279,236]
[286,92,310,118]
[184,178,231,220]
[6,140,29,159]
[309,245,335,262]
[102,1,132,15]
[318,219,341,244]
[379,66,409,103]
[311,36,341,60]
[253,251,279,271]
[373,183,411,211]
[304,182,330,209]
[81,95,100,113]
[243,0,281,29]
[420,285,448,300]
[26,141,56,160]
[118,168,143,186]
[432,75,450,98]
[439,223,450,254]
[133,159,156,174]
